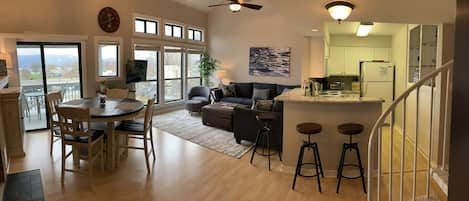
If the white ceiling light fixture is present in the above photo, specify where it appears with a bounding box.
[229,3,242,12]
[325,1,355,23]
[356,22,374,37]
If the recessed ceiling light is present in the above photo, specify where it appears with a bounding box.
[356,22,373,37]
[312,29,320,32]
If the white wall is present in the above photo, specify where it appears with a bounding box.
[207,2,321,85]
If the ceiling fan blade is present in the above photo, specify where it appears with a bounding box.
[208,3,232,7]
[240,3,263,10]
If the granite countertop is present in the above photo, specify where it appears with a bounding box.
[275,88,384,104]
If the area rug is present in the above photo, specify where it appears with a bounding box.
[153,110,253,158]
[4,169,44,201]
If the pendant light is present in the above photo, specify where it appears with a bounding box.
[325,1,355,23]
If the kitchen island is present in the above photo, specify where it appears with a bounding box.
[275,88,383,177]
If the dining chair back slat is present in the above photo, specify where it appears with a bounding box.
[106,88,129,99]
[143,98,156,135]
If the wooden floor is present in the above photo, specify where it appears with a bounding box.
[10,128,368,201]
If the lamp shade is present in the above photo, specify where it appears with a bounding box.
[217,70,226,79]
[325,1,355,22]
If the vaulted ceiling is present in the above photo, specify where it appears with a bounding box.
[171,0,455,24]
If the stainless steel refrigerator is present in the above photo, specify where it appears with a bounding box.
[360,61,395,112]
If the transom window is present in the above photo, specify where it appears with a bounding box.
[135,18,158,35]
[165,23,183,38]
[188,28,203,41]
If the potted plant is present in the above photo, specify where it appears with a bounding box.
[197,52,219,87]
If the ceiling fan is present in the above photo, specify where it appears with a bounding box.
[208,0,263,13]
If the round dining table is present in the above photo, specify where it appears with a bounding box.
[61,97,145,171]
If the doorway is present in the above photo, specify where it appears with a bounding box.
[16,42,83,131]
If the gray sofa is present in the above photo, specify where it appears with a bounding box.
[211,82,299,151]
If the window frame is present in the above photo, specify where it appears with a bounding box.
[133,14,161,39]
[187,28,204,42]
[95,36,123,79]
[163,46,184,103]
[164,23,184,39]
[134,18,158,35]
[133,46,160,104]
[186,50,203,92]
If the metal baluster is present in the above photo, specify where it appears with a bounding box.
[400,98,407,201]
[413,87,420,201]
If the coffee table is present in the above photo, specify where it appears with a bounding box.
[201,102,248,131]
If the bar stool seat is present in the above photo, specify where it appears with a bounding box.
[292,122,324,192]
[256,112,277,122]
[337,123,364,135]
[296,123,322,134]
[336,123,366,194]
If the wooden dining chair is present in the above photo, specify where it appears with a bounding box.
[115,98,156,173]
[56,106,105,183]
[46,91,63,155]
[106,88,129,99]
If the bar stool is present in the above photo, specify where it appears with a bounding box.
[336,123,367,194]
[291,122,324,192]
[249,112,282,171]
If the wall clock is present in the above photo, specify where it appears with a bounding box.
[98,7,120,33]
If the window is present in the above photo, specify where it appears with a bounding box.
[134,47,159,103]
[187,51,202,90]
[188,28,203,41]
[98,44,119,77]
[164,47,183,102]
[135,18,158,35]
[165,23,183,38]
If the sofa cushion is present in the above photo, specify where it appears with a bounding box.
[276,84,300,96]
[231,82,253,98]
[191,96,209,103]
[220,97,253,106]
[253,83,277,99]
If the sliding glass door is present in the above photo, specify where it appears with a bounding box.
[17,43,83,131]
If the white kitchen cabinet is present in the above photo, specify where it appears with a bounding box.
[373,48,390,61]
[327,46,345,75]
[359,47,374,61]
[327,46,392,76]
[345,47,360,75]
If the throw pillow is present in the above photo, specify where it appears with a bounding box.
[220,84,236,97]
[251,88,271,109]
[252,88,270,101]
[254,100,273,111]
